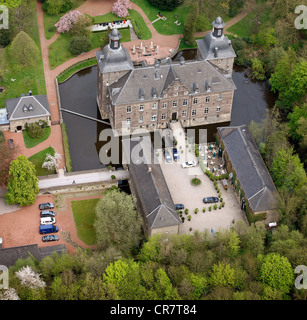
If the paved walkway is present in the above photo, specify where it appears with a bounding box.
[38,169,129,189]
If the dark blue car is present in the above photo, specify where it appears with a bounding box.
[173,148,179,161]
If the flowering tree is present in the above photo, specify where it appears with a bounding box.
[55,10,81,33]
[0,288,20,300]
[42,152,62,171]
[15,266,46,289]
[112,0,131,18]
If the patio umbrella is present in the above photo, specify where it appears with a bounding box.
[213,152,215,157]
[212,168,214,173]
[207,162,208,167]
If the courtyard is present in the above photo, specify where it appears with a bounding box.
[159,122,247,234]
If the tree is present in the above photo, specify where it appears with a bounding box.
[70,13,93,36]
[147,0,183,11]
[69,34,91,55]
[94,189,144,256]
[0,0,22,8]
[46,0,65,15]
[42,152,62,171]
[259,253,294,294]
[283,60,307,107]
[112,0,131,18]
[0,135,17,186]
[251,57,266,81]
[10,31,39,67]
[5,155,39,206]
[15,266,46,289]
[183,2,199,46]
[54,10,81,33]
[270,147,306,191]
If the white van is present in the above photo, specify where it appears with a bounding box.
[40,217,56,225]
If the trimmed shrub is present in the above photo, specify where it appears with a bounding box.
[27,123,44,138]
[69,35,91,55]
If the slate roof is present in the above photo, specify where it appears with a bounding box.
[0,243,66,267]
[5,95,50,121]
[122,137,181,231]
[217,125,279,213]
[96,44,134,74]
[196,21,236,61]
[108,59,236,105]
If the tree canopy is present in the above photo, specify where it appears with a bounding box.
[5,155,39,206]
[94,189,144,256]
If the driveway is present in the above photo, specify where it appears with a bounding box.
[159,122,247,234]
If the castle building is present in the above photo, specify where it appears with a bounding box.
[96,17,236,135]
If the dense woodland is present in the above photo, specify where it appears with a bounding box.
[0,0,306,300]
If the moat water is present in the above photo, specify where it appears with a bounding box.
[59,57,276,171]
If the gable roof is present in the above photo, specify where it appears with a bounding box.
[217,125,279,213]
[122,137,180,231]
[108,59,236,105]
[0,243,66,267]
[5,95,50,121]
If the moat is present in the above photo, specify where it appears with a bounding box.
[59,61,276,172]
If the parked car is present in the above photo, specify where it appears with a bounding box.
[173,148,179,161]
[40,210,56,218]
[39,225,59,234]
[40,217,56,225]
[174,203,184,210]
[164,150,172,163]
[181,160,196,168]
[42,235,59,242]
[203,197,219,204]
[8,139,14,149]
[39,202,54,210]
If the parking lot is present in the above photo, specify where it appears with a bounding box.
[0,193,99,253]
[159,122,247,234]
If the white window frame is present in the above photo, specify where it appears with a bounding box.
[204,107,209,114]
[152,103,157,110]
[172,101,178,107]
[217,106,221,112]
[182,99,187,106]
[139,116,144,123]
[193,97,198,105]
[126,117,131,124]
[161,113,166,120]
[182,110,187,117]
[162,102,167,109]
[139,105,144,112]
[217,94,222,101]
[206,96,210,103]
[151,115,156,121]
[192,109,196,116]
[127,105,132,113]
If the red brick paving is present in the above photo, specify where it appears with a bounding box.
[0,193,102,254]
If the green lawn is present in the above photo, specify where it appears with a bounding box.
[0,0,46,108]
[133,0,190,35]
[28,146,55,176]
[57,57,97,83]
[49,28,131,70]
[71,198,101,245]
[23,126,51,149]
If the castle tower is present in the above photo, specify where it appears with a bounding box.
[96,28,134,119]
[196,17,236,74]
